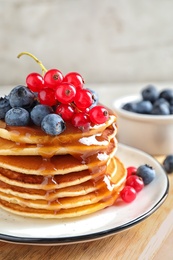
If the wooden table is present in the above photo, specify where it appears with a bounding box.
[0,84,173,259]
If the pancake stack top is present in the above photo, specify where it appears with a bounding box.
[0,53,126,218]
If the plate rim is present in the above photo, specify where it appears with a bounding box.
[0,144,169,245]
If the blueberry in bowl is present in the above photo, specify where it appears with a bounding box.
[113,85,173,155]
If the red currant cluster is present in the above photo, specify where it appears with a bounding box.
[120,166,144,203]
[26,69,109,131]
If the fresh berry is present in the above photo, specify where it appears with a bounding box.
[55,104,74,121]
[41,114,66,136]
[89,105,109,124]
[141,85,159,103]
[44,69,63,88]
[55,83,76,104]
[38,88,57,106]
[26,72,44,92]
[151,102,170,115]
[126,175,144,192]
[170,105,173,114]
[87,88,99,108]
[153,98,170,107]
[9,85,35,108]
[120,186,137,203]
[135,101,153,114]
[159,89,173,103]
[30,104,53,126]
[71,112,90,131]
[74,89,93,110]
[122,102,137,112]
[136,164,155,185]
[163,155,173,174]
[0,96,11,119]
[5,107,30,126]
[127,166,137,177]
[63,72,84,89]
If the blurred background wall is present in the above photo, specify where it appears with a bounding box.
[0,0,173,86]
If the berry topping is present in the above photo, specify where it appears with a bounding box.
[26,72,44,92]
[38,88,57,106]
[44,69,64,89]
[30,104,53,126]
[63,72,84,89]
[87,88,99,108]
[5,107,30,126]
[41,114,66,136]
[89,105,109,124]
[55,104,74,121]
[74,89,93,110]
[55,83,76,104]
[0,96,11,119]
[71,112,90,131]
[163,155,173,174]
[9,85,35,108]
[136,164,155,185]
[0,52,110,135]
[120,186,137,203]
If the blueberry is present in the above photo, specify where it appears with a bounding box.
[9,85,35,108]
[170,105,173,114]
[30,104,53,126]
[87,88,99,108]
[153,98,170,107]
[122,102,137,112]
[136,164,155,185]
[0,96,11,119]
[141,85,159,103]
[170,97,173,106]
[151,102,170,115]
[5,107,30,126]
[163,155,173,174]
[41,114,66,135]
[159,89,173,103]
[135,101,153,114]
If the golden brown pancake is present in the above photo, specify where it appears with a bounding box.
[0,158,126,218]
[0,113,127,219]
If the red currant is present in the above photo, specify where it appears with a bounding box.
[126,166,137,178]
[126,175,144,192]
[71,112,90,131]
[89,105,109,124]
[120,186,137,203]
[63,72,84,89]
[74,89,93,110]
[38,88,57,106]
[44,69,63,88]
[55,83,76,104]
[26,72,44,92]
[56,104,74,121]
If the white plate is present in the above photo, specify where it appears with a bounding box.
[0,144,169,245]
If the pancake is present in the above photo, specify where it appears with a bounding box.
[0,101,127,219]
[0,157,126,218]
[0,115,116,144]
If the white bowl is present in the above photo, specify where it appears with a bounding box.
[113,95,173,155]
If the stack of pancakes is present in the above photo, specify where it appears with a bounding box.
[0,114,126,218]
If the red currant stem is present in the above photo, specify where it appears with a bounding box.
[17,52,48,75]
